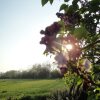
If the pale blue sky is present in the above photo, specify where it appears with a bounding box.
[0,0,63,72]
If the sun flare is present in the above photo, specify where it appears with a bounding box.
[65,44,73,51]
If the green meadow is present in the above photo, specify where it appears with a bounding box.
[0,79,65,99]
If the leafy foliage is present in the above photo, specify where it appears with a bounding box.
[41,0,49,6]
[40,0,100,99]
[49,0,53,5]
[41,0,54,6]
[59,4,68,11]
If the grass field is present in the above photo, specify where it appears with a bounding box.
[0,79,65,99]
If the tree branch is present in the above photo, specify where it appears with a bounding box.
[82,40,100,50]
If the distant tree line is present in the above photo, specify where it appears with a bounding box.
[0,64,61,79]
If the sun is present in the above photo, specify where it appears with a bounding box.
[65,44,73,51]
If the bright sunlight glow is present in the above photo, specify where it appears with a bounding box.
[65,44,73,51]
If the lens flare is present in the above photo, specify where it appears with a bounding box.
[65,44,73,51]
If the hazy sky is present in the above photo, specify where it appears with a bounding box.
[0,0,63,72]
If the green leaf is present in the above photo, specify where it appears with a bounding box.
[73,4,79,11]
[72,0,79,5]
[41,0,49,6]
[49,0,53,4]
[96,88,100,91]
[67,5,74,14]
[59,4,68,11]
[64,0,69,2]
[73,26,88,39]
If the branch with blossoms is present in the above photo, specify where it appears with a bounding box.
[40,1,100,99]
[39,12,99,88]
